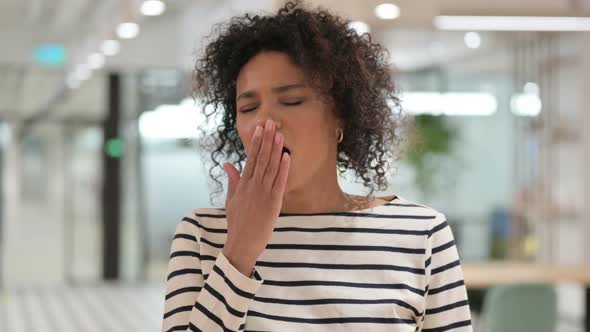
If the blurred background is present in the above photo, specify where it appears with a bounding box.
[0,0,589,331]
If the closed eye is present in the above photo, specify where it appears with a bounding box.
[239,104,259,113]
[240,100,303,113]
[240,107,257,113]
[282,100,304,106]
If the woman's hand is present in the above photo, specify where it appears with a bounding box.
[221,119,291,276]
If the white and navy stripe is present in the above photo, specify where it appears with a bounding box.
[161,195,472,332]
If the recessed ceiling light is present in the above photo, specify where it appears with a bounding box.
[117,22,140,39]
[141,0,166,16]
[524,82,539,95]
[348,21,370,35]
[375,3,400,20]
[88,53,105,69]
[74,64,92,81]
[464,32,482,49]
[101,40,120,56]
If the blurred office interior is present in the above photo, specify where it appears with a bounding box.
[0,0,589,331]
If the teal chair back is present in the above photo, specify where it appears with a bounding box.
[482,283,557,332]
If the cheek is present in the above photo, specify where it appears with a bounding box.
[236,122,255,153]
[296,126,332,160]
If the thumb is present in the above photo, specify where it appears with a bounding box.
[223,163,240,203]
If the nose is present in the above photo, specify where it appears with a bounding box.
[257,117,282,130]
[254,103,282,133]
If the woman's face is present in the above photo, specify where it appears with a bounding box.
[235,51,342,191]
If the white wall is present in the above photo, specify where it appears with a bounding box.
[2,123,67,286]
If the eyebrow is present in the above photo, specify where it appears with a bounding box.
[237,83,306,101]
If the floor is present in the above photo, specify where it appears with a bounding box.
[0,283,166,332]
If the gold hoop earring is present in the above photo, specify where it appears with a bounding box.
[338,129,343,143]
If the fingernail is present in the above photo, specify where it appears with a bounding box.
[255,125,262,135]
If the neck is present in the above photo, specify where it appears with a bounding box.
[279,162,366,214]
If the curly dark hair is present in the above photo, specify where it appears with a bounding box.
[193,0,408,206]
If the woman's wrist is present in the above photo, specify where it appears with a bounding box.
[222,247,258,277]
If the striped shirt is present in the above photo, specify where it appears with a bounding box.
[161,195,473,332]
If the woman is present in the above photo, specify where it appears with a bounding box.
[162,1,472,331]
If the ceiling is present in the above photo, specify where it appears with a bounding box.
[0,0,194,121]
[0,0,588,123]
[311,0,590,29]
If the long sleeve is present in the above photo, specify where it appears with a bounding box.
[161,213,265,332]
[417,212,473,332]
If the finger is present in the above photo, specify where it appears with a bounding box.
[242,124,263,180]
[272,151,290,195]
[253,120,276,182]
[263,131,283,187]
[224,163,239,204]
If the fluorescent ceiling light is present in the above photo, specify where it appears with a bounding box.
[511,93,542,116]
[375,3,400,20]
[511,82,542,116]
[141,0,166,16]
[434,15,590,31]
[348,21,370,35]
[101,39,120,56]
[140,101,199,139]
[398,92,498,116]
[117,22,140,39]
[139,98,221,140]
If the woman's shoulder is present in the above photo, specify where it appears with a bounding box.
[173,207,227,233]
[388,195,445,218]
[191,206,227,217]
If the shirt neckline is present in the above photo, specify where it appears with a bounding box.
[277,194,399,217]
